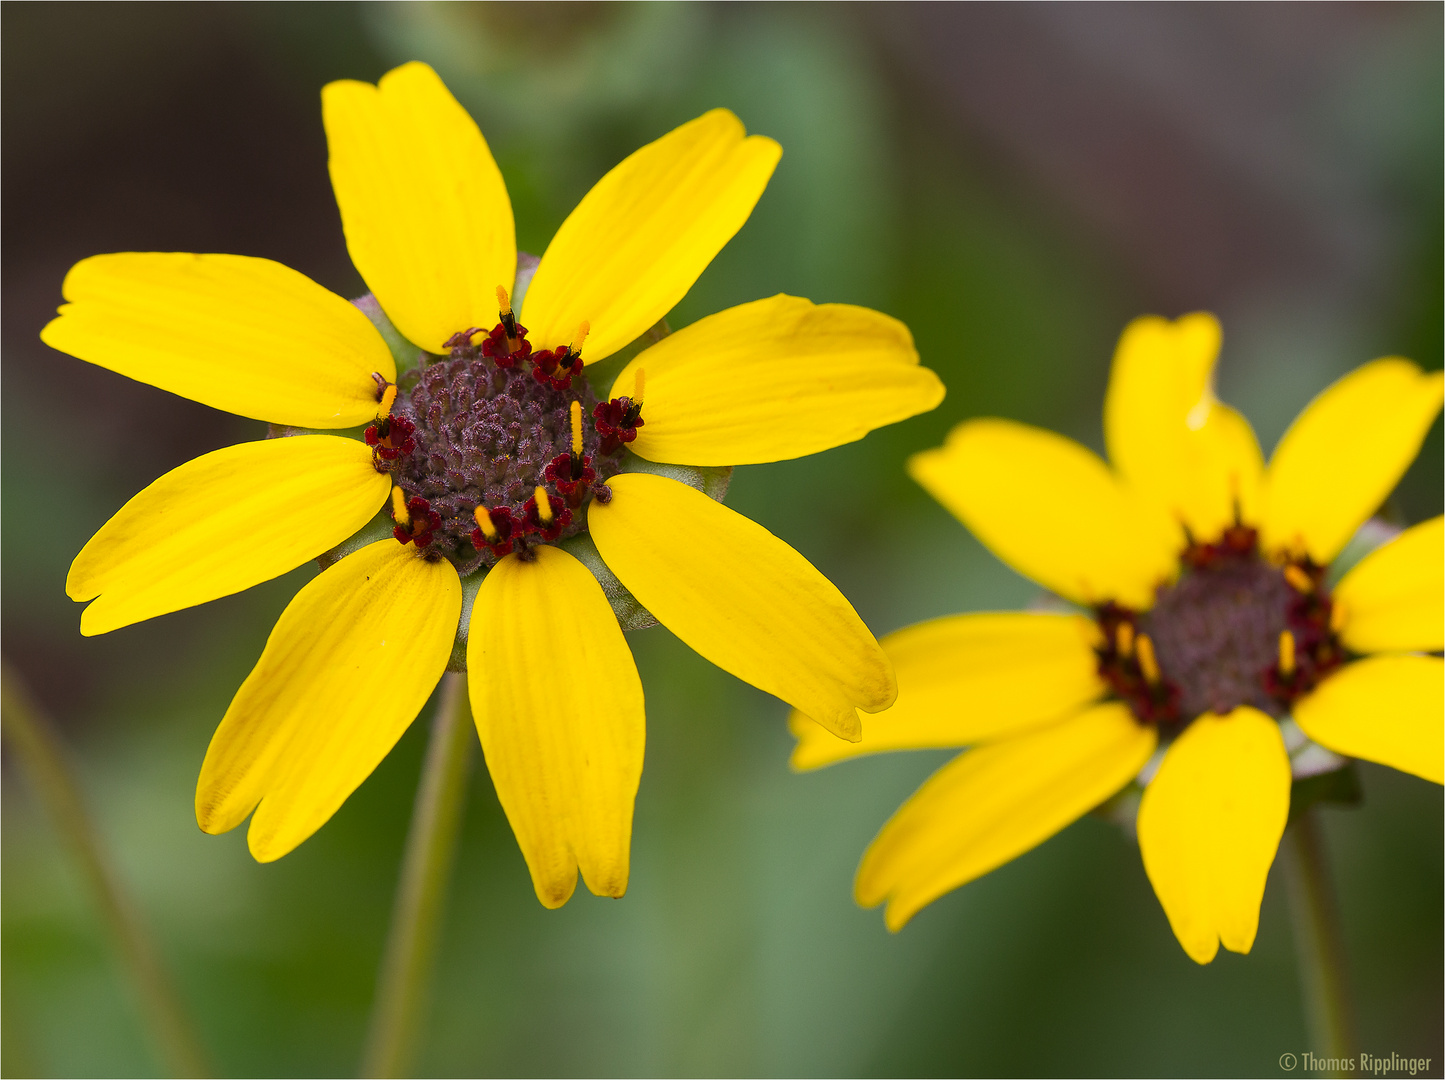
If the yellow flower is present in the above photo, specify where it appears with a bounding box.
[791,313,1442,962]
[43,62,943,907]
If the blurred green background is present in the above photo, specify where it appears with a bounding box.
[3,3,1441,1076]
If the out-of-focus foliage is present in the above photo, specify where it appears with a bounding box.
[3,4,1440,1076]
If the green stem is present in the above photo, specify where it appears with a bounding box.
[0,659,210,1078]
[360,672,475,1078]
[1280,808,1356,1077]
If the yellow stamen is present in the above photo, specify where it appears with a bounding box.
[391,486,410,528]
[570,400,583,457]
[1136,633,1161,686]
[533,486,553,524]
[378,383,398,418]
[1278,630,1296,678]
[632,367,645,403]
[1283,564,1314,594]
[570,320,590,358]
[473,506,498,541]
[1116,622,1135,658]
[1329,600,1347,633]
[496,284,512,316]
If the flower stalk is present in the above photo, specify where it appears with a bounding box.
[361,672,475,1078]
[0,659,210,1078]
[1280,808,1356,1076]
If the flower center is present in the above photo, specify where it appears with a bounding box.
[366,289,644,572]
[1095,526,1345,728]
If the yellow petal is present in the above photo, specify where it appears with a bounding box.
[610,295,943,466]
[1137,707,1291,964]
[789,612,1105,770]
[521,109,781,362]
[857,703,1155,931]
[588,472,893,740]
[1261,359,1444,563]
[323,61,515,353]
[1333,516,1443,654]
[68,436,390,636]
[909,419,1181,609]
[1293,655,1442,784]
[468,546,645,908]
[196,540,460,861]
[40,253,395,427]
[1103,313,1265,539]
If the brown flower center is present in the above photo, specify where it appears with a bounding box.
[365,295,644,572]
[1095,527,1345,728]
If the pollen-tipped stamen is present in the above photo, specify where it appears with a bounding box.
[1283,565,1315,594]
[378,384,398,419]
[496,284,519,348]
[1136,633,1161,686]
[1116,621,1135,658]
[569,401,585,480]
[473,505,499,541]
[533,485,553,525]
[1278,630,1296,679]
[391,486,411,528]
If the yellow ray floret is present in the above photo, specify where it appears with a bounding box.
[857,703,1156,931]
[589,472,894,741]
[1102,313,1265,540]
[612,295,941,467]
[196,540,461,861]
[40,253,396,428]
[323,61,516,354]
[1332,515,1443,653]
[1293,655,1443,784]
[467,545,644,908]
[910,419,1181,610]
[1262,358,1443,563]
[789,612,1106,770]
[1137,707,1290,964]
[68,435,389,636]
[521,108,781,362]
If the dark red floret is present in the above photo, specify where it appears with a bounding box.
[529,348,583,391]
[366,414,417,467]
[521,491,572,541]
[478,321,532,367]
[393,495,442,548]
[593,396,644,455]
[545,452,597,502]
[470,506,519,559]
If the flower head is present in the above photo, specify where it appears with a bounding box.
[44,62,943,906]
[791,313,1442,962]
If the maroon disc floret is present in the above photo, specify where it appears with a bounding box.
[470,506,520,559]
[521,491,572,542]
[393,495,442,548]
[365,414,416,465]
[593,396,644,455]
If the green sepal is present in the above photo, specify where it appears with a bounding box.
[317,509,395,571]
[446,570,486,674]
[352,293,429,378]
[559,531,656,631]
[619,454,733,503]
[1287,761,1363,826]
